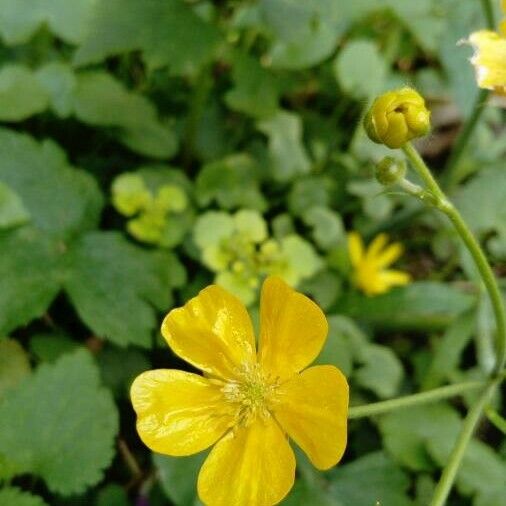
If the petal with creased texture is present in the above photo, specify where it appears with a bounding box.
[162,285,256,380]
[273,365,349,470]
[197,415,295,506]
[258,276,328,381]
[131,369,234,456]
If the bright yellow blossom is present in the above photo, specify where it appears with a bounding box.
[468,0,506,95]
[130,276,349,506]
[348,232,411,296]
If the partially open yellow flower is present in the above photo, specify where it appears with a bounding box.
[364,88,431,149]
[468,1,506,95]
[131,276,349,506]
[348,232,411,296]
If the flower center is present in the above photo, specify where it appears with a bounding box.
[222,363,278,425]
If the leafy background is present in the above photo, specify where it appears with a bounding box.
[0,0,505,505]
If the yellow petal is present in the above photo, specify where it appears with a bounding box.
[469,30,506,94]
[258,276,328,381]
[365,233,389,260]
[374,242,404,268]
[273,365,349,470]
[197,414,295,506]
[378,269,411,288]
[131,369,234,456]
[347,232,364,266]
[162,285,256,380]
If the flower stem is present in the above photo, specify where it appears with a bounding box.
[402,143,506,373]
[480,0,496,30]
[441,89,490,190]
[429,378,500,506]
[348,381,484,419]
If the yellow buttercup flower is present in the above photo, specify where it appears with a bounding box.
[131,276,349,506]
[363,87,431,149]
[348,232,411,296]
[468,2,506,95]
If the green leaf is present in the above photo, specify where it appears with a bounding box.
[336,282,475,331]
[0,487,48,506]
[0,0,95,44]
[73,72,177,159]
[0,129,103,239]
[155,452,206,506]
[260,0,342,69]
[193,211,234,249]
[329,452,413,506]
[333,40,387,99]
[455,167,506,258]
[225,53,280,118]
[29,333,81,363]
[378,403,461,471]
[95,484,129,506]
[354,343,404,398]
[0,350,118,495]
[283,478,339,506]
[0,228,61,335]
[0,65,49,121]
[315,314,353,376]
[288,176,334,216]
[0,181,30,229]
[196,154,267,211]
[97,346,150,398]
[0,339,30,399]
[422,310,475,389]
[64,232,170,347]
[74,0,220,74]
[278,235,322,285]
[258,110,311,182]
[36,62,78,118]
[428,438,506,500]
[303,206,343,250]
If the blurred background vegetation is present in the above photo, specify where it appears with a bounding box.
[0,1,504,505]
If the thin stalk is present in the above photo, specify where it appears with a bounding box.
[429,379,499,506]
[403,143,506,373]
[348,381,484,419]
[480,0,496,29]
[442,89,490,190]
[442,0,495,189]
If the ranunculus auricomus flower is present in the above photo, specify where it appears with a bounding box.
[348,232,411,296]
[130,276,349,506]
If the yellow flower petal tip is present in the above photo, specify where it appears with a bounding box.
[364,87,431,149]
[347,232,411,297]
[468,30,506,95]
[130,275,349,506]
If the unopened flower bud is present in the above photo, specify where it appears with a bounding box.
[375,157,406,185]
[364,88,431,149]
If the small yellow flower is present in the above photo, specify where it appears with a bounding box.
[348,232,411,296]
[131,276,349,506]
[468,1,506,95]
[363,87,431,149]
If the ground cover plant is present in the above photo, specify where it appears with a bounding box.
[0,1,505,505]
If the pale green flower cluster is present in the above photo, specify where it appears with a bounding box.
[193,210,322,305]
[112,173,189,247]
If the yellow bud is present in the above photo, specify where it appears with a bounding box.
[375,156,406,185]
[364,88,431,149]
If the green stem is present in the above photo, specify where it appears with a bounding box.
[480,0,496,29]
[429,379,500,506]
[442,89,490,190]
[403,143,506,373]
[348,381,484,419]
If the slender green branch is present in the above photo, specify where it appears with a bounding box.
[441,0,494,189]
[348,381,484,419]
[480,0,496,30]
[429,379,499,506]
[442,89,490,190]
[403,143,506,373]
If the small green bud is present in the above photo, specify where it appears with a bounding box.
[375,157,406,186]
[364,87,431,149]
